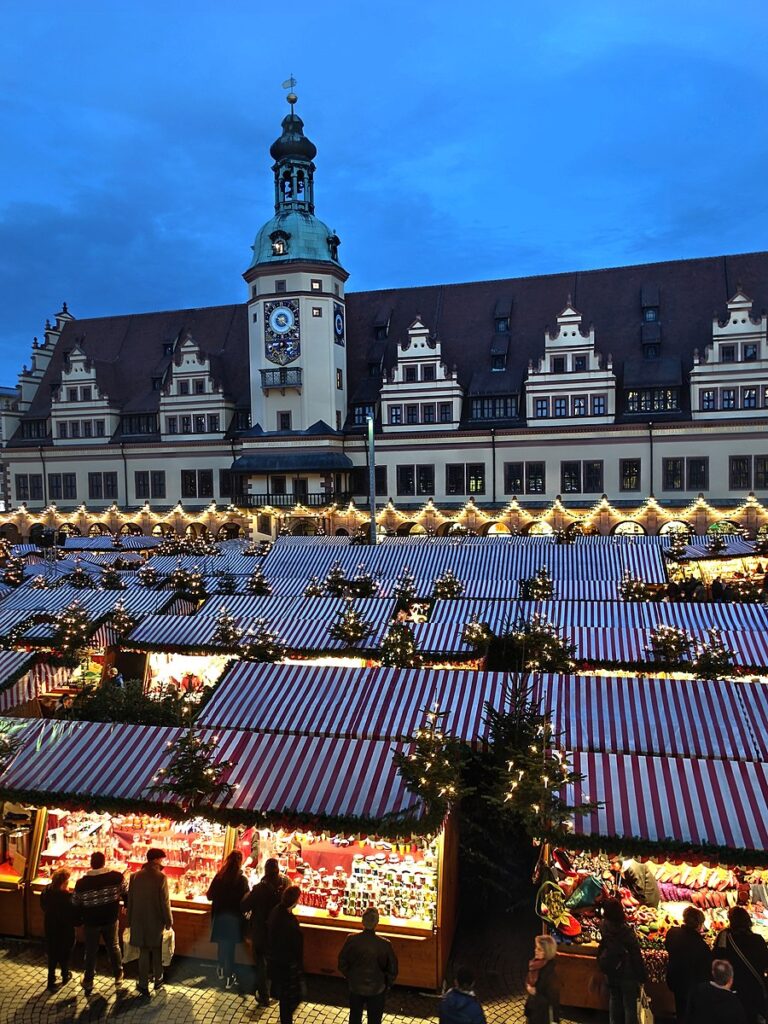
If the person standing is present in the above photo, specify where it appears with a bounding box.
[72,851,127,995]
[241,857,288,1005]
[715,906,768,1024]
[597,898,647,1024]
[664,906,711,1024]
[126,848,173,997]
[206,849,249,989]
[439,966,486,1024]
[338,907,399,1024]
[41,868,76,991]
[524,934,560,1024]
[688,960,747,1024]
[268,885,304,1024]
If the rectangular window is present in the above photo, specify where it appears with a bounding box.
[755,457,768,490]
[662,457,684,491]
[396,465,415,496]
[63,473,76,500]
[592,395,606,416]
[150,471,165,499]
[620,459,641,492]
[467,464,485,495]
[553,397,568,417]
[81,420,92,438]
[15,475,29,501]
[95,420,105,437]
[526,462,545,495]
[491,354,506,371]
[194,379,205,395]
[278,411,292,431]
[446,464,465,496]
[721,388,736,410]
[181,416,192,434]
[405,404,419,425]
[81,386,92,401]
[68,388,78,403]
[744,343,758,362]
[572,396,587,416]
[310,279,322,292]
[721,345,736,363]
[644,308,658,322]
[135,471,149,500]
[583,460,603,493]
[207,414,220,433]
[422,403,436,424]
[416,465,434,496]
[178,380,190,395]
[422,365,436,382]
[388,405,402,425]
[743,388,757,409]
[495,317,509,333]
[312,306,322,318]
[57,422,68,438]
[534,398,549,418]
[729,456,751,491]
[48,474,62,500]
[404,366,418,383]
[194,415,206,433]
[103,473,118,499]
[69,420,80,438]
[336,369,343,390]
[197,470,213,499]
[181,470,197,498]
[701,390,716,411]
[504,461,523,495]
[219,470,232,498]
[561,461,581,494]
[166,417,178,434]
[439,402,452,423]
[687,457,708,491]
[29,474,43,500]
[271,476,286,495]
[374,465,387,497]
[574,355,587,372]
[552,356,566,374]
[88,473,103,500]
[275,280,286,293]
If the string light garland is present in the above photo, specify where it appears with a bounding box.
[519,566,555,600]
[692,627,736,680]
[210,606,240,649]
[431,569,465,600]
[393,566,418,604]
[393,706,465,827]
[618,569,651,602]
[647,624,693,667]
[240,619,286,662]
[245,566,272,595]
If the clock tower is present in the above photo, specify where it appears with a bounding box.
[244,92,349,435]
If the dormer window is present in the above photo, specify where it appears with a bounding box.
[194,379,205,395]
[272,239,286,255]
[81,386,92,401]
[68,387,78,402]
[404,366,418,383]
[574,355,587,372]
[644,308,658,322]
[152,377,162,391]
[552,356,566,374]
[178,380,190,395]
[422,365,436,382]
[163,342,174,357]
[643,343,660,360]
[495,317,510,333]
[722,345,736,363]
[491,354,506,372]
[744,343,758,362]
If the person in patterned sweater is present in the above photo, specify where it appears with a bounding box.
[73,851,128,994]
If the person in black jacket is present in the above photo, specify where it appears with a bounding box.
[241,858,288,1005]
[664,905,711,1024]
[597,898,647,1024]
[439,966,486,1024]
[41,869,77,991]
[714,906,768,1024]
[689,959,747,1024]
[524,934,560,1024]
[72,851,127,995]
[206,850,249,989]
[268,885,304,1024]
[338,907,399,1024]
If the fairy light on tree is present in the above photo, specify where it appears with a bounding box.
[245,566,272,595]
[393,566,417,605]
[137,563,160,588]
[431,569,465,600]
[692,627,736,680]
[240,619,286,663]
[2,556,25,588]
[100,564,126,590]
[327,605,374,647]
[349,563,379,598]
[211,606,240,648]
[63,562,97,589]
[518,566,555,600]
[323,561,348,597]
[303,574,325,598]
[461,616,492,652]
[150,729,235,812]
[393,706,465,827]
[52,602,93,668]
[618,569,650,602]
[110,600,137,640]
[380,621,422,668]
[214,571,238,595]
[484,614,576,673]
[647,624,693,667]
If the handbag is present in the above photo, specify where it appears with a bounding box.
[161,927,175,967]
[121,927,139,964]
[637,985,654,1024]
[726,933,768,1024]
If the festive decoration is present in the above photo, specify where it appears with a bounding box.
[431,569,465,600]
[0,721,24,768]
[110,600,137,639]
[100,564,126,590]
[156,535,221,557]
[137,563,160,588]
[647,624,693,666]
[2,556,25,587]
[518,566,555,600]
[62,679,185,727]
[30,574,55,590]
[51,603,94,667]
[707,531,727,555]
[393,706,465,826]
[214,571,238,595]
[211,606,241,648]
[240,619,286,662]
[327,605,375,647]
[323,561,348,597]
[666,528,690,561]
[393,566,418,605]
[692,627,736,680]
[461,616,492,652]
[618,569,650,602]
[166,565,207,601]
[149,728,235,811]
[61,563,97,589]
[245,567,272,595]
[380,621,422,668]
[348,563,379,598]
[303,574,325,598]
[552,528,573,545]
[485,614,576,673]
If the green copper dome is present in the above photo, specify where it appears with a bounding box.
[250,209,341,268]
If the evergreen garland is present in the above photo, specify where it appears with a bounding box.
[149,728,235,812]
[380,621,422,668]
[240,619,286,662]
[211,606,241,648]
[327,605,374,647]
[692,627,736,680]
[245,567,272,595]
[518,566,555,600]
[647,624,693,666]
[431,569,465,600]
[618,569,650,601]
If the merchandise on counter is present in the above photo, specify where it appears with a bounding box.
[0,803,36,882]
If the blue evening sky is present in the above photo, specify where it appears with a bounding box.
[1,0,767,376]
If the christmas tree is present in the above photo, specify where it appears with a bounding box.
[63,563,97,589]
[393,566,418,605]
[2,556,25,588]
[692,627,736,680]
[137,563,160,588]
[246,567,272,595]
[240,619,286,662]
[667,528,690,561]
[486,614,575,673]
[647,624,693,666]
[52,603,93,667]
[461,615,492,652]
[323,561,348,597]
[431,569,465,600]
[186,569,207,602]
[552,527,573,545]
[211,606,240,648]
[618,569,650,601]
[518,566,555,600]
[110,601,137,639]
[214,571,238,595]
[348,563,379,598]
[100,564,126,590]
[150,728,235,812]
[707,530,727,554]
[303,575,325,597]
[327,605,374,647]
[393,707,465,825]
[380,621,422,668]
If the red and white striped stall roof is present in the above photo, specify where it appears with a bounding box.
[411,621,473,655]
[533,674,758,760]
[737,682,768,759]
[569,627,648,664]
[0,719,181,801]
[125,614,227,649]
[0,662,72,713]
[205,729,422,820]
[569,751,768,852]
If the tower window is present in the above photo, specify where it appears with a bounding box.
[422,365,436,382]
[744,343,758,361]
[491,354,506,371]
[81,387,92,401]
[721,345,735,363]
[552,357,566,374]
[643,344,660,359]
[311,279,322,292]
[336,369,343,390]
[275,280,287,293]
[178,380,189,395]
[644,308,658,322]
[194,379,205,395]
[272,239,286,255]
[574,356,587,372]
[312,307,322,318]
[495,317,509,333]
[163,342,174,356]
[404,366,418,383]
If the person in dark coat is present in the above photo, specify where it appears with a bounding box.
[524,934,560,1024]
[597,898,647,1024]
[338,907,399,1024]
[268,885,304,1024]
[206,849,248,989]
[40,868,77,991]
[439,966,486,1024]
[688,959,748,1024]
[73,850,127,995]
[714,906,768,1024]
[241,857,288,1005]
[664,905,711,1024]
[611,857,661,908]
[126,848,173,997]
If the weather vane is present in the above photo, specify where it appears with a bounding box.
[282,75,298,112]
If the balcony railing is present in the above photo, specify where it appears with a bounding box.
[260,368,303,390]
[243,491,353,509]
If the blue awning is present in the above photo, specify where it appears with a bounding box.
[231,451,353,474]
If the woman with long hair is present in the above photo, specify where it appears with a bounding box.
[40,868,76,991]
[207,849,249,988]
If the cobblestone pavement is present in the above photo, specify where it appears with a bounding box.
[0,916,606,1024]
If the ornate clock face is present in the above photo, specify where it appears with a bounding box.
[264,299,300,365]
[334,302,345,346]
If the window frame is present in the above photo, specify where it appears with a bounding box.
[560,460,581,494]
[396,465,415,496]
[729,455,752,491]
[620,458,641,492]
[525,462,545,495]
